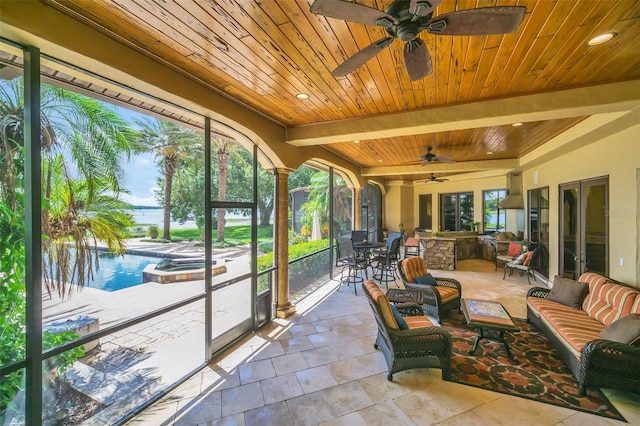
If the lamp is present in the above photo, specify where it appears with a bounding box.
[362,205,369,243]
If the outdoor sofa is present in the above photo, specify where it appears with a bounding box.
[526,272,640,395]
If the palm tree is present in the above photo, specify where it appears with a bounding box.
[0,77,136,296]
[136,119,201,240]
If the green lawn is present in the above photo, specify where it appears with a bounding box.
[170,225,273,245]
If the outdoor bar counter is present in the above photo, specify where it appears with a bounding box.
[418,231,491,270]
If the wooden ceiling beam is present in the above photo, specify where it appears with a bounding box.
[286,80,640,146]
[362,159,519,177]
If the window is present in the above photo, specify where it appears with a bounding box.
[440,192,474,231]
[483,189,506,233]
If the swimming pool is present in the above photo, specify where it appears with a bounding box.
[87,252,165,292]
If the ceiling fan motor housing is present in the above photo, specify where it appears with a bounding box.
[384,0,435,41]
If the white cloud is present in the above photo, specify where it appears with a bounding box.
[121,193,158,207]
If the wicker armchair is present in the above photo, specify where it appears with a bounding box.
[398,257,462,322]
[362,280,451,381]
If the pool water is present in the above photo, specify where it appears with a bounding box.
[87,252,165,292]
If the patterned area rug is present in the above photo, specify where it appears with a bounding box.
[442,315,626,422]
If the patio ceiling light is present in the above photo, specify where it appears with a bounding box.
[587,32,616,46]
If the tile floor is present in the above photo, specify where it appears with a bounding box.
[128,259,640,425]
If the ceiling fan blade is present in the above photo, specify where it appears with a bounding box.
[427,6,526,35]
[404,39,432,80]
[410,0,442,18]
[311,0,397,26]
[333,37,394,77]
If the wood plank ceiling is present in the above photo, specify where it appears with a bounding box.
[44,0,640,181]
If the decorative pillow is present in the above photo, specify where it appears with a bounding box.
[599,314,640,345]
[522,251,535,266]
[391,305,408,330]
[507,242,522,257]
[511,253,528,265]
[547,276,589,309]
[415,273,437,286]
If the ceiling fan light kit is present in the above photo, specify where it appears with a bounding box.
[310,0,526,81]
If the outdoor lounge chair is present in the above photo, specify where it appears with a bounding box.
[503,247,540,285]
[398,257,462,322]
[362,280,451,381]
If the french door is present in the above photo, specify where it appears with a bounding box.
[559,177,609,279]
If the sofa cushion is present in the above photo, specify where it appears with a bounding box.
[547,276,589,309]
[582,280,638,326]
[632,294,640,315]
[391,305,408,330]
[539,305,604,360]
[599,314,640,345]
[401,257,427,282]
[415,273,436,286]
[522,251,535,266]
[364,280,398,330]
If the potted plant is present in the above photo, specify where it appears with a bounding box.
[148,224,159,239]
[521,237,531,252]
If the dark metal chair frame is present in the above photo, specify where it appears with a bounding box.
[335,237,368,295]
[503,247,540,285]
[370,236,402,289]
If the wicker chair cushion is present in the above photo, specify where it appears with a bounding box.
[364,280,398,330]
[404,315,435,329]
[511,252,528,265]
[390,305,408,330]
[400,257,427,282]
[436,286,460,304]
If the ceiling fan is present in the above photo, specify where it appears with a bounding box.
[421,146,454,165]
[310,0,526,80]
[418,173,449,183]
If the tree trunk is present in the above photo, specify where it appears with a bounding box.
[163,157,176,240]
[258,199,273,227]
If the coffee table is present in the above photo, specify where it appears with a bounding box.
[461,298,520,362]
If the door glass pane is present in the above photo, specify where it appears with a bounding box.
[442,194,457,231]
[583,182,607,275]
[211,208,252,349]
[459,193,474,231]
[561,187,579,279]
[0,43,26,420]
[419,194,432,230]
[210,138,253,203]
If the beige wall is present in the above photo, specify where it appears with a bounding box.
[384,181,414,232]
[521,122,640,287]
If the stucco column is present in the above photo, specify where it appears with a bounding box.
[276,169,296,318]
[354,189,361,230]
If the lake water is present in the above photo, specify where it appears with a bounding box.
[133,208,196,229]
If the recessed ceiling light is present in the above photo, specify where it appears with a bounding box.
[512,122,523,127]
[587,32,616,46]
[353,140,360,143]
[486,151,494,155]
[296,93,309,99]
[378,159,383,163]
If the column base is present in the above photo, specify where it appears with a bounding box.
[276,303,296,318]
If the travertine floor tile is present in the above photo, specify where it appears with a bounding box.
[296,365,339,394]
[260,372,304,405]
[244,401,293,426]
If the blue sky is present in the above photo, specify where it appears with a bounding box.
[110,104,161,207]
